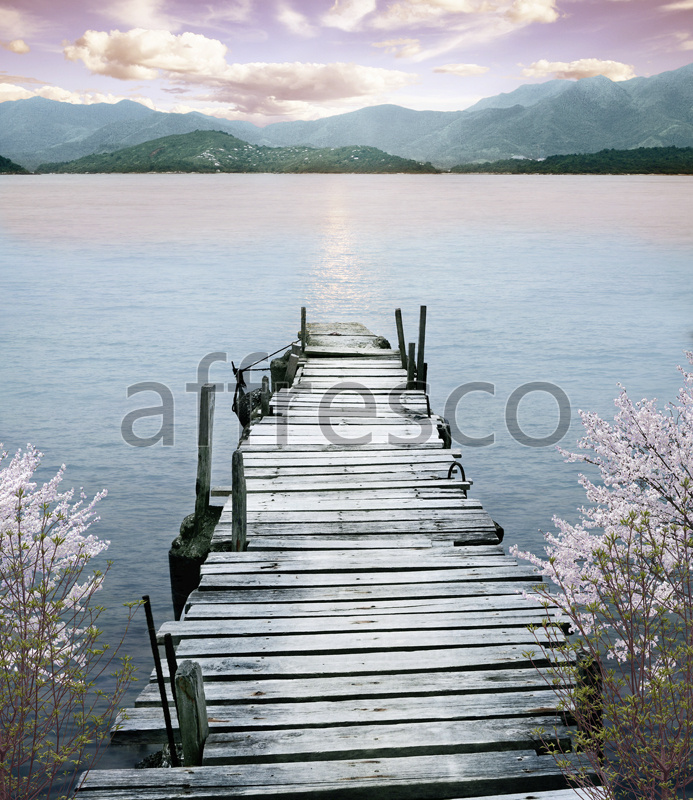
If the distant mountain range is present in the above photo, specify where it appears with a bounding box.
[34,130,438,174]
[2,62,692,170]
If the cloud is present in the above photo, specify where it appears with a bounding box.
[0,6,43,39]
[64,28,418,117]
[192,61,418,115]
[100,0,253,31]
[372,37,422,57]
[0,70,43,84]
[505,0,558,24]
[367,0,559,61]
[661,0,693,9]
[100,0,180,30]
[64,29,229,80]
[277,4,318,37]
[322,0,377,31]
[0,81,156,107]
[672,31,693,49]
[1,37,29,53]
[371,0,476,29]
[434,62,489,76]
[522,58,636,81]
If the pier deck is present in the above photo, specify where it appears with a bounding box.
[77,320,580,799]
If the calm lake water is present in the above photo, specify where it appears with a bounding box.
[1,173,693,770]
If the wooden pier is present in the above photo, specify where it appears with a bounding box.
[77,316,584,799]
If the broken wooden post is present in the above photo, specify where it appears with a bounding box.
[416,305,427,390]
[175,660,209,767]
[300,306,307,353]
[394,308,407,370]
[285,345,300,388]
[406,342,416,390]
[261,375,270,417]
[232,449,247,552]
[194,384,215,533]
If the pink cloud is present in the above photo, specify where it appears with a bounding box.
[522,58,636,81]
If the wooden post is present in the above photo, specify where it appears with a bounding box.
[232,449,246,552]
[416,305,427,390]
[300,306,307,353]
[194,384,215,533]
[285,350,300,388]
[261,375,270,417]
[406,342,416,390]
[394,308,407,370]
[175,660,209,767]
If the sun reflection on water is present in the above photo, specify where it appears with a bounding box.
[304,191,374,316]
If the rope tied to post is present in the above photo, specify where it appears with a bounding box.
[231,340,299,419]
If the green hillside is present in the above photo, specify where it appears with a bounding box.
[36,129,438,174]
[450,146,693,174]
[0,154,29,174]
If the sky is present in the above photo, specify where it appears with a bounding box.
[1,0,692,125]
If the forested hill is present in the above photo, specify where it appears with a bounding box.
[35,130,438,174]
[0,154,29,174]
[450,146,693,174]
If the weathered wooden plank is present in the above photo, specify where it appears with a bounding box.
[252,417,433,427]
[245,535,434,550]
[115,689,563,742]
[240,435,442,447]
[198,566,536,589]
[245,483,473,495]
[199,556,513,575]
[240,450,462,462]
[243,482,470,496]
[281,388,425,397]
[238,530,495,545]
[135,665,562,707]
[244,495,479,512]
[271,404,429,414]
[304,346,401,357]
[289,377,407,386]
[78,751,578,799]
[220,529,498,548]
[240,431,440,442]
[182,593,545,620]
[203,546,504,563]
[185,580,537,607]
[147,644,557,682]
[238,517,493,531]
[172,626,552,660]
[235,507,491,521]
[271,410,430,420]
[159,608,553,642]
[243,468,458,480]
[239,443,444,452]
[241,464,457,477]
[203,716,571,764]
[238,517,493,532]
